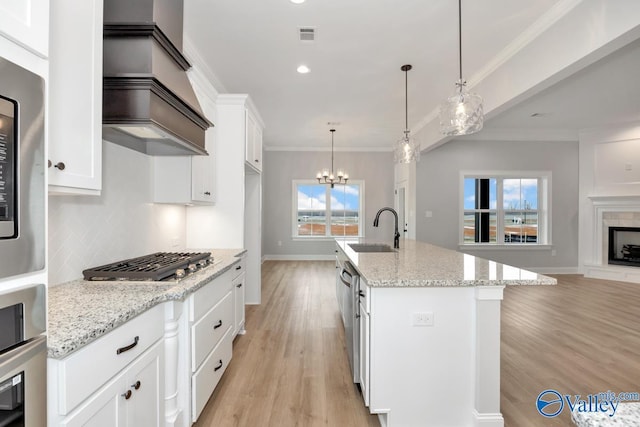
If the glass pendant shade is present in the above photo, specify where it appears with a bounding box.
[439,81,484,136]
[394,130,420,163]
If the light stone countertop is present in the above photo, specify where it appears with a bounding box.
[336,238,557,287]
[572,402,640,426]
[47,248,245,359]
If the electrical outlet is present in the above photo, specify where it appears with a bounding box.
[425,211,433,218]
[412,312,434,326]
[278,240,282,246]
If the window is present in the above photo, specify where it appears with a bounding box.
[461,172,550,246]
[293,180,364,238]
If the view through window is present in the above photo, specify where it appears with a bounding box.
[463,176,546,244]
[293,181,363,238]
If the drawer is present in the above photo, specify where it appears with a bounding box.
[191,269,233,321]
[192,327,233,422]
[231,257,246,279]
[54,303,164,415]
[191,290,233,371]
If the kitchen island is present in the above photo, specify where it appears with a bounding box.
[336,238,556,427]
[47,248,246,427]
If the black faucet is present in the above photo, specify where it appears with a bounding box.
[373,207,400,249]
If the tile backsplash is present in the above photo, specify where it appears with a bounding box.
[48,142,187,285]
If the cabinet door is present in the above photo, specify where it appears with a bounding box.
[126,341,163,427]
[0,0,49,57]
[60,375,126,427]
[359,301,370,407]
[252,125,263,172]
[190,126,215,204]
[48,0,102,195]
[233,272,246,337]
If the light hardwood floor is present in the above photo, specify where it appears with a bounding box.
[194,262,640,427]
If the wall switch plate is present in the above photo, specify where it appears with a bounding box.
[413,312,434,326]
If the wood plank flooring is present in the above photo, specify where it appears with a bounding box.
[194,263,640,427]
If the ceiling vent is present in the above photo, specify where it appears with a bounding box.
[298,27,316,42]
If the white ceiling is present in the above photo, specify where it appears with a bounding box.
[183,0,639,151]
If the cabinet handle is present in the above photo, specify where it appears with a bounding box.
[235,265,242,271]
[254,159,259,163]
[204,191,211,196]
[214,320,223,329]
[122,390,132,400]
[116,336,139,355]
[132,381,141,390]
[214,359,223,371]
[359,291,365,298]
[236,283,242,288]
[53,162,66,170]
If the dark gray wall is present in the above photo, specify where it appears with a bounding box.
[263,151,395,258]
[416,139,579,270]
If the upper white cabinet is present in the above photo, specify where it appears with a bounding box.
[48,0,103,195]
[245,109,263,173]
[0,0,49,58]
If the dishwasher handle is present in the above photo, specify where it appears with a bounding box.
[340,268,352,287]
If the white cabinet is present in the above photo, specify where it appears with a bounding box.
[231,257,246,337]
[188,269,235,422]
[153,136,215,205]
[48,0,103,195]
[245,109,263,173]
[49,304,165,426]
[0,0,49,58]
[60,340,163,427]
[358,281,370,407]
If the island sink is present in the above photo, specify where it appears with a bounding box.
[348,243,395,253]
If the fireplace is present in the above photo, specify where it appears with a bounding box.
[608,226,640,267]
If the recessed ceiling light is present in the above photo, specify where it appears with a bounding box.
[297,65,310,74]
[290,0,305,4]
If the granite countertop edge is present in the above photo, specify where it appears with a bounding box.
[47,248,246,359]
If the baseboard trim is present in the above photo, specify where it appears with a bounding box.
[527,267,581,274]
[262,254,335,261]
[473,410,504,427]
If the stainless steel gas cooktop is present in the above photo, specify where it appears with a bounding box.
[82,252,213,282]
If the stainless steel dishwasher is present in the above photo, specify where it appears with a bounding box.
[338,257,360,384]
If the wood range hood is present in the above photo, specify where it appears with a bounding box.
[102,0,212,156]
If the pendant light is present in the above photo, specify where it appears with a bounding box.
[439,0,484,136]
[394,64,420,163]
[316,129,348,188]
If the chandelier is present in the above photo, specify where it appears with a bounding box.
[316,129,348,188]
[394,64,420,163]
[439,0,484,136]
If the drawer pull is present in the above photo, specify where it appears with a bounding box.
[122,390,132,400]
[235,265,242,270]
[116,336,139,355]
[236,283,243,288]
[214,359,223,371]
[204,191,211,196]
[132,381,141,390]
[214,320,223,329]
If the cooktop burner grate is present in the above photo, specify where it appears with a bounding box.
[83,252,212,281]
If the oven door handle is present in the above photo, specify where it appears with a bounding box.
[0,335,47,378]
[340,269,352,287]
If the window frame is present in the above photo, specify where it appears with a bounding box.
[459,171,552,249]
[292,179,365,240]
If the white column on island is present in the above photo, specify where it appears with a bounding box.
[473,286,505,427]
[164,301,186,427]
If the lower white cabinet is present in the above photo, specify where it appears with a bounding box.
[188,268,235,422]
[60,340,163,427]
[49,304,165,426]
[233,272,246,337]
[358,298,370,407]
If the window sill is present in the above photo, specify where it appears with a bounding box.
[459,244,553,251]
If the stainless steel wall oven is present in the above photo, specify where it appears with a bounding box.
[0,56,45,280]
[0,283,46,426]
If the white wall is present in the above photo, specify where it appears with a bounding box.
[48,142,187,285]
[262,150,395,258]
[416,139,579,272]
